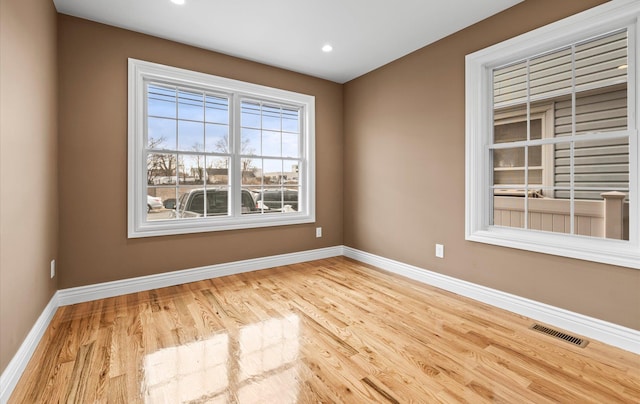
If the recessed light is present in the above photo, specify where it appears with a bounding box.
[322,44,333,53]
[171,0,185,5]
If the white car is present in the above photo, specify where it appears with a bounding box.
[147,195,163,212]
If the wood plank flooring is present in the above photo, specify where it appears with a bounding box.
[9,257,640,403]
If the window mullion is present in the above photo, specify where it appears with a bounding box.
[569,44,576,236]
[524,59,531,230]
[231,94,241,218]
[628,21,639,245]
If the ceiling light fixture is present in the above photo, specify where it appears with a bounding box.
[322,44,333,53]
[171,0,185,5]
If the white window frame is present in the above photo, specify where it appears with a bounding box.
[128,59,315,238]
[465,0,640,269]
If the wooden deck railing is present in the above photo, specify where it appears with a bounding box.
[493,192,629,240]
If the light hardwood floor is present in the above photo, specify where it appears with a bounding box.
[9,257,640,403]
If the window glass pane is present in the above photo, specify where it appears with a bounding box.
[241,128,261,155]
[159,189,178,211]
[284,188,299,212]
[176,187,203,219]
[205,123,228,154]
[190,192,205,214]
[493,61,527,107]
[262,104,281,131]
[494,119,542,143]
[527,188,554,230]
[282,108,300,133]
[283,161,300,186]
[241,101,261,128]
[148,117,176,149]
[178,89,204,121]
[553,141,573,198]
[205,95,229,124]
[528,146,542,168]
[242,158,260,186]
[575,30,627,91]
[178,121,204,151]
[146,187,174,221]
[248,176,299,213]
[257,187,285,212]
[514,190,630,241]
[241,189,258,215]
[555,140,629,199]
[493,46,573,106]
[263,159,283,186]
[205,156,229,186]
[262,130,281,157]
[528,168,542,186]
[525,193,571,234]
[493,145,546,188]
[553,87,628,138]
[529,47,573,99]
[178,155,206,185]
[206,189,229,217]
[492,189,525,228]
[585,189,629,240]
[538,143,554,193]
[147,153,177,185]
[237,101,304,213]
[147,84,176,119]
[493,189,583,232]
[282,133,299,158]
[493,146,526,186]
[574,86,627,135]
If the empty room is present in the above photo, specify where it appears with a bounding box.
[1,0,639,402]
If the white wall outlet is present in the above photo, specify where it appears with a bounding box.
[435,244,444,258]
[50,259,56,278]
[316,227,322,238]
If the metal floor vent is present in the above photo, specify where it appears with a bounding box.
[529,323,589,348]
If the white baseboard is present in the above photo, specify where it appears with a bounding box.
[57,246,345,306]
[343,246,640,355]
[0,294,59,403]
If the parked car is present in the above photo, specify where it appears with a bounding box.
[147,195,163,212]
[255,189,298,211]
[163,198,176,210]
[174,188,257,218]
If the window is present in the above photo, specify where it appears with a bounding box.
[465,0,639,269]
[128,59,315,237]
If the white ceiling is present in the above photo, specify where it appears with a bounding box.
[53,0,522,83]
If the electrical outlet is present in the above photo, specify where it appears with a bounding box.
[435,244,444,258]
[316,227,322,238]
[50,260,56,278]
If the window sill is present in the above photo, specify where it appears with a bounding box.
[466,227,640,269]
[129,212,315,238]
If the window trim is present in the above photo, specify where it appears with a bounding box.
[128,59,315,238]
[465,0,640,269]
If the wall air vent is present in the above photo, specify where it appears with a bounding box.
[529,323,589,348]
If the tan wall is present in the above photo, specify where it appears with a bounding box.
[0,0,58,372]
[57,15,343,289]
[344,0,640,331]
